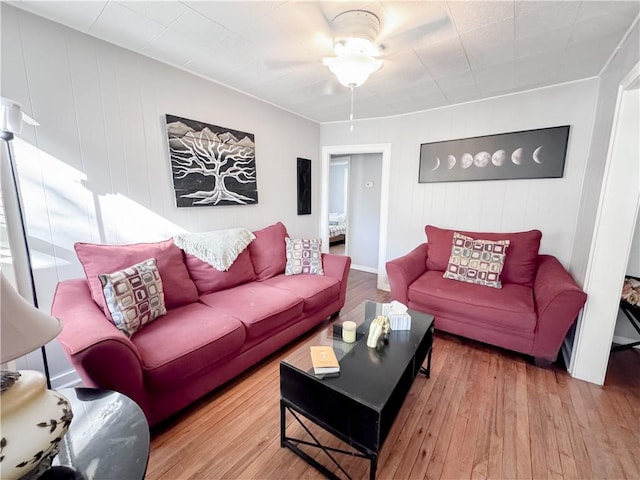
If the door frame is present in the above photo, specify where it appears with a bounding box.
[569,62,640,384]
[321,144,391,290]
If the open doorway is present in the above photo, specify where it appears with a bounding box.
[321,144,391,290]
[328,153,383,273]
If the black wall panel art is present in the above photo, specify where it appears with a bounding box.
[419,126,570,183]
[166,114,258,207]
[297,158,312,215]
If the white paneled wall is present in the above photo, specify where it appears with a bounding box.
[321,79,600,273]
[1,6,320,386]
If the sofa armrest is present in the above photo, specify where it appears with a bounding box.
[322,253,352,306]
[52,279,149,417]
[386,243,429,305]
[532,255,587,362]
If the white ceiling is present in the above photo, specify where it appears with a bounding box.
[8,1,640,123]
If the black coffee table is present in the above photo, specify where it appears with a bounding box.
[280,300,434,480]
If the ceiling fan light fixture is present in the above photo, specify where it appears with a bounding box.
[334,37,379,57]
[327,53,382,88]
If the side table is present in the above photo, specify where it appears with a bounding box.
[612,300,640,351]
[41,388,150,480]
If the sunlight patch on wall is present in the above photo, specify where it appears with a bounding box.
[13,138,186,279]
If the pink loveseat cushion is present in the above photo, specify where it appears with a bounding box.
[75,239,199,314]
[185,248,256,295]
[248,222,289,280]
[425,225,542,287]
[409,271,537,333]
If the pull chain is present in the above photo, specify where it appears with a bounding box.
[349,85,354,132]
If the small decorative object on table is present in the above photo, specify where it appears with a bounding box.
[341,321,357,343]
[382,301,412,330]
[614,275,640,351]
[366,315,391,348]
[0,274,73,480]
[622,276,640,307]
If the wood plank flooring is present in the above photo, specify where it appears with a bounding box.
[148,270,640,479]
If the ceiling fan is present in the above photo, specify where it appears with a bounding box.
[322,10,384,88]
[317,8,449,130]
[322,8,450,89]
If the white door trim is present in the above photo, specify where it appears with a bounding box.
[569,62,640,384]
[321,144,391,291]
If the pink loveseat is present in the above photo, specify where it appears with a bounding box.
[52,222,350,425]
[386,225,586,365]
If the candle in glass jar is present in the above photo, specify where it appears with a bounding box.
[342,321,357,343]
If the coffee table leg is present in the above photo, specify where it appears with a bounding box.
[370,454,378,480]
[280,399,286,447]
[419,348,432,378]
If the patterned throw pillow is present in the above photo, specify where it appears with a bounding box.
[443,232,510,288]
[99,258,167,337]
[285,238,324,275]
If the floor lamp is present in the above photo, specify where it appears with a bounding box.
[0,97,54,389]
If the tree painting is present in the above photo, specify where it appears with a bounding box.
[166,114,258,207]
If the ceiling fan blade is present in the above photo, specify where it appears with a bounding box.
[322,78,342,96]
[264,58,315,71]
[378,13,452,54]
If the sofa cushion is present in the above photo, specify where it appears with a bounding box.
[185,248,256,295]
[248,222,288,280]
[131,302,246,391]
[443,233,510,288]
[285,238,324,275]
[409,270,537,333]
[99,258,167,336]
[199,282,303,340]
[425,225,542,287]
[75,239,199,314]
[262,273,340,312]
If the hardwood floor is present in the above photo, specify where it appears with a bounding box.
[148,270,640,479]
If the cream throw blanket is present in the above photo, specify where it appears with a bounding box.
[173,228,256,271]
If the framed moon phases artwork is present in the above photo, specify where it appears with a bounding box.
[418,125,570,183]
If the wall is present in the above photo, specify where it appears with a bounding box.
[570,21,640,284]
[348,153,382,271]
[321,79,600,277]
[1,6,320,386]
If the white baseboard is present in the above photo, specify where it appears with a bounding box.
[351,264,377,274]
[52,369,81,389]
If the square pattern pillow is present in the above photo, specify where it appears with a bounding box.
[443,232,510,288]
[285,238,324,275]
[99,258,167,337]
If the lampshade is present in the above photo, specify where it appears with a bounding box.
[1,272,62,364]
[327,53,383,88]
[0,97,39,135]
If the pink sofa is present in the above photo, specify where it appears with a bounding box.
[52,222,351,426]
[386,225,587,364]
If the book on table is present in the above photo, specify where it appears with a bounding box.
[310,346,340,377]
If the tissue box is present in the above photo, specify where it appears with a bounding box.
[388,313,411,330]
[381,302,411,330]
